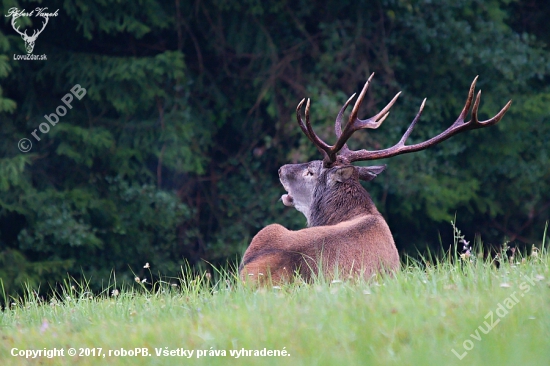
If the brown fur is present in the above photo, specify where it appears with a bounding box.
[239,164,400,285]
[240,215,399,285]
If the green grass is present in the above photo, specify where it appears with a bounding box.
[1,248,549,365]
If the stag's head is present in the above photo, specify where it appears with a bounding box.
[280,74,512,226]
[12,15,49,54]
[279,160,386,226]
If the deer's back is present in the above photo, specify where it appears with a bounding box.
[240,214,399,284]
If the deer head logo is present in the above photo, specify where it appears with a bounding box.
[11,15,49,54]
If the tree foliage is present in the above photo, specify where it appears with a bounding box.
[0,0,549,296]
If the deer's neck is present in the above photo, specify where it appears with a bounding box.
[308,182,380,227]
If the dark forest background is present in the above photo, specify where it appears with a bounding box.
[0,0,549,297]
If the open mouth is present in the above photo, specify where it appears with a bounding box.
[279,178,294,207]
[281,193,294,207]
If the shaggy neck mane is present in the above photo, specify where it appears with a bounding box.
[309,179,379,227]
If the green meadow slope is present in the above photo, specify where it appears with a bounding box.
[1,250,549,366]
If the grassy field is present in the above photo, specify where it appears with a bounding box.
[1,239,549,365]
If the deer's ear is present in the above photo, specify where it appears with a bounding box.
[357,165,387,181]
[330,166,355,184]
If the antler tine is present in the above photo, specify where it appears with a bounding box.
[480,99,512,125]
[296,98,331,159]
[296,98,311,140]
[464,75,512,127]
[457,76,478,122]
[397,98,426,146]
[333,93,356,156]
[304,98,333,153]
[349,73,375,124]
[367,91,402,127]
[470,90,482,125]
[335,93,356,137]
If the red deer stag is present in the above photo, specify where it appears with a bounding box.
[240,74,511,284]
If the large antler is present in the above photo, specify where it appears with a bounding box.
[296,74,512,166]
[296,73,401,165]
